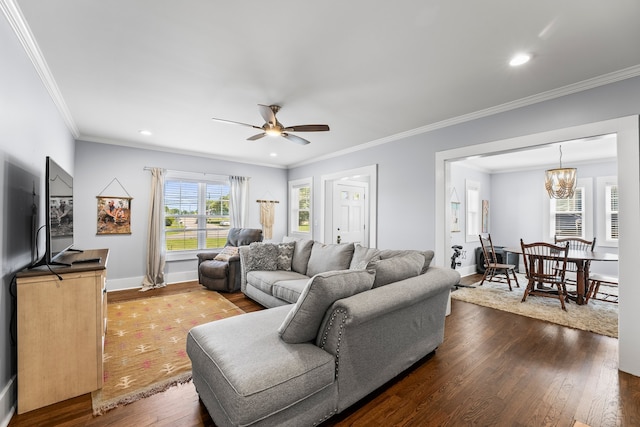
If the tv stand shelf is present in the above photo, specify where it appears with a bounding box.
[16,248,109,414]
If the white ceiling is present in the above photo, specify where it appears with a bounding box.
[9,0,640,168]
[456,133,618,173]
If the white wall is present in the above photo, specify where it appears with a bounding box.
[74,140,288,290]
[448,162,491,275]
[0,13,75,425]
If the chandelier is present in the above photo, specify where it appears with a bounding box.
[545,145,576,199]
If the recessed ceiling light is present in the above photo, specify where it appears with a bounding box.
[509,53,531,67]
[138,129,152,136]
[269,152,277,157]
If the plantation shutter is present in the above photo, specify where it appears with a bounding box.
[607,184,619,240]
[554,187,584,238]
[164,180,199,250]
[164,175,230,252]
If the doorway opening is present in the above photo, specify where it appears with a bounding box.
[319,165,377,247]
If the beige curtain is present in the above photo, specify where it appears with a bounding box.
[229,176,250,228]
[141,167,166,291]
[259,201,276,239]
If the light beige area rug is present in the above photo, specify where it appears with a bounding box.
[451,274,618,338]
[91,290,244,415]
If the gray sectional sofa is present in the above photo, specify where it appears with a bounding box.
[239,237,436,308]
[186,238,460,427]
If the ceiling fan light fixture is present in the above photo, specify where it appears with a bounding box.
[265,127,281,137]
[212,104,329,145]
[545,145,577,199]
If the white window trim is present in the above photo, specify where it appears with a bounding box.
[597,175,619,247]
[542,177,593,242]
[165,170,230,262]
[288,177,313,239]
[465,179,480,243]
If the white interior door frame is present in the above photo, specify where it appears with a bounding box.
[319,164,377,246]
[435,115,640,377]
[332,180,368,245]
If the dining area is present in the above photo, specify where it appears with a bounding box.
[480,234,619,311]
[449,233,621,339]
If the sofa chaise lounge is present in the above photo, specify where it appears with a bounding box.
[187,238,460,426]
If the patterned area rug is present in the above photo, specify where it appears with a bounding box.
[91,290,244,415]
[451,274,618,338]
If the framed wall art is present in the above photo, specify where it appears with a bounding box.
[482,199,489,233]
[97,196,131,235]
[450,187,461,232]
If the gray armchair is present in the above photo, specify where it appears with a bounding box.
[197,228,263,292]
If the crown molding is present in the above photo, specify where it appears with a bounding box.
[1,0,79,138]
[290,65,640,169]
[78,135,288,169]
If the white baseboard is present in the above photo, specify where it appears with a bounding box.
[456,265,478,277]
[106,271,199,292]
[0,376,16,427]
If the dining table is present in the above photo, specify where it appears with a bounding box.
[504,247,618,305]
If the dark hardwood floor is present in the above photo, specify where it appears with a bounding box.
[9,275,640,427]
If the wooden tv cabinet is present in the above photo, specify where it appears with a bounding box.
[16,248,109,414]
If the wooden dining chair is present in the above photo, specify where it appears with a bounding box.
[520,239,570,310]
[479,234,519,291]
[586,273,619,304]
[554,236,596,293]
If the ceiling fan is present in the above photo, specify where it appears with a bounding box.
[212,104,330,145]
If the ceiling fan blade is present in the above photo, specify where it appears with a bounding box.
[212,117,262,130]
[247,133,267,141]
[258,104,277,125]
[283,124,330,132]
[282,133,310,145]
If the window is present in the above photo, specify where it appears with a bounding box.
[289,178,312,237]
[551,188,584,238]
[164,172,230,254]
[597,176,619,247]
[547,178,592,240]
[607,184,619,240]
[465,180,480,242]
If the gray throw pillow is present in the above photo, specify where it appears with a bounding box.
[349,244,381,270]
[378,249,434,274]
[306,242,355,277]
[245,242,279,271]
[277,242,295,271]
[282,236,315,275]
[278,269,375,343]
[371,252,425,288]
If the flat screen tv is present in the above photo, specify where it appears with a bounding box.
[33,156,75,267]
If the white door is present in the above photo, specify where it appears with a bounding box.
[332,181,367,245]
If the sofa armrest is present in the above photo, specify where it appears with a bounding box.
[197,251,221,264]
[316,267,459,411]
[238,246,251,293]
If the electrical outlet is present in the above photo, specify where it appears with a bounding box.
[461,250,467,259]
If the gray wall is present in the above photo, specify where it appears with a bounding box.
[4,5,640,421]
[288,134,442,250]
[74,141,288,290]
[491,161,618,251]
[451,160,618,276]
[289,78,640,254]
[289,76,640,378]
[0,15,75,423]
